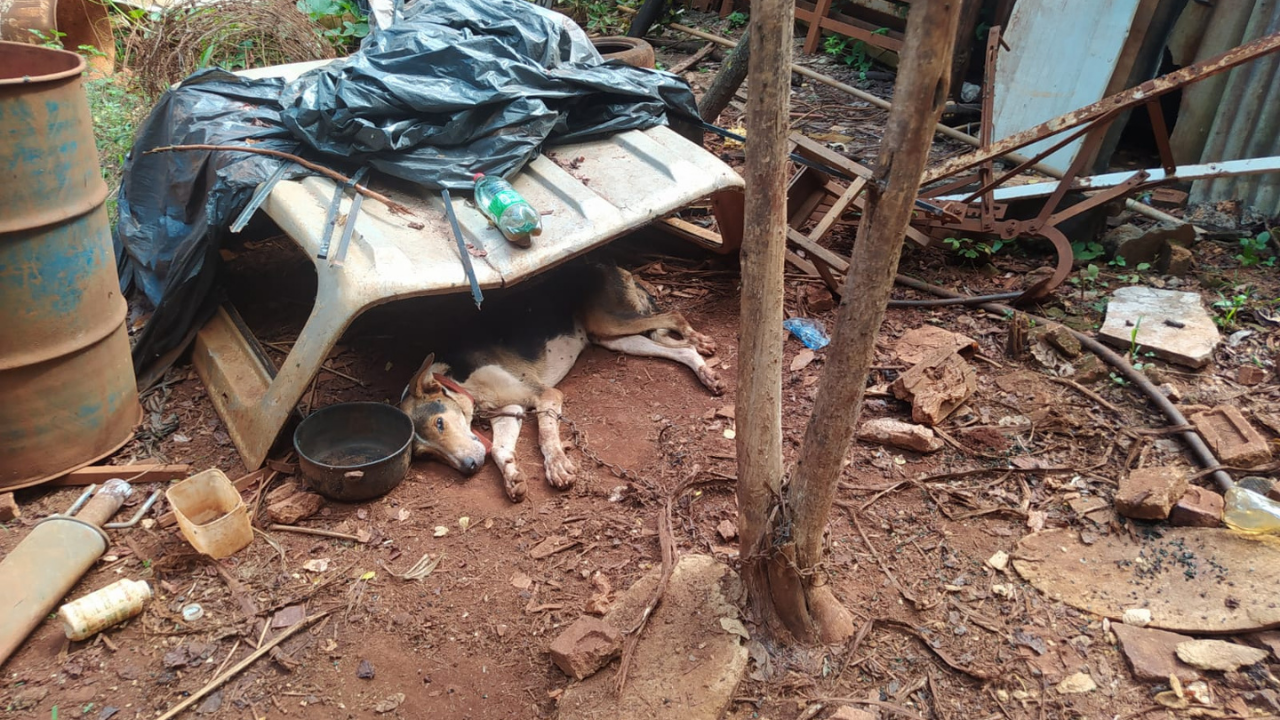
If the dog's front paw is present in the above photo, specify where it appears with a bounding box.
[690,331,717,356]
[500,461,527,502]
[505,474,528,503]
[544,453,578,490]
[698,365,726,395]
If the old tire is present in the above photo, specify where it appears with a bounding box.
[591,36,656,69]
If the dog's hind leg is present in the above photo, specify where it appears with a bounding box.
[490,405,527,502]
[595,335,725,395]
[535,389,576,489]
[583,310,717,357]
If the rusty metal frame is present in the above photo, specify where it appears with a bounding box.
[901,29,1280,300]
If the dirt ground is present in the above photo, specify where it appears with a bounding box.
[5,16,1280,720]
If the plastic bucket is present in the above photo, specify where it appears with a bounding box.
[165,469,253,558]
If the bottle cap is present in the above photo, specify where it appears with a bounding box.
[472,172,484,181]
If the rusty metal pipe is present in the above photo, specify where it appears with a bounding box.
[0,480,132,668]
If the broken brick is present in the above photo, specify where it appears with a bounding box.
[803,284,835,313]
[0,492,19,523]
[893,326,978,366]
[1169,485,1223,528]
[1238,365,1267,386]
[1159,243,1193,277]
[1042,326,1082,358]
[891,349,977,426]
[548,617,622,680]
[857,417,944,453]
[267,491,325,525]
[1192,406,1272,468]
[1112,623,1201,683]
[1115,466,1188,520]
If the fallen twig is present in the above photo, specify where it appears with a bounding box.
[849,511,924,610]
[801,696,929,720]
[267,524,364,542]
[615,494,676,694]
[143,144,416,217]
[1048,376,1122,415]
[156,612,328,720]
[876,618,995,680]
[381,552,443,581]
[668,41,716,75]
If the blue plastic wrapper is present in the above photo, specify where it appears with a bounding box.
[783,317,830,350]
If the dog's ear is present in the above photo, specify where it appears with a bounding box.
[409,353,442,399]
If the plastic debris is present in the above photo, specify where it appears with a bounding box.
[783,317,830,350]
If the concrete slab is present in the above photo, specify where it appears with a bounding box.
[557,555,749,720]
[1099,287,1219,368]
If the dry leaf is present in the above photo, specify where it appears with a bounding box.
[510,572,533,590]
[719,617,750,640]
[790,349,816,372]
[458,516,471,532]
[302,558,330,573]
[433,526,449,537]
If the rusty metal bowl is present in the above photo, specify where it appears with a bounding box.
[293,402,413,502]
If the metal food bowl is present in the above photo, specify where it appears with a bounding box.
[293,402,413,502]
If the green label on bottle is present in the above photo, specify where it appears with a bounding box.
[487,188,524,218]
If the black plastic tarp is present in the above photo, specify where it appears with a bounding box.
[115,0,699,375]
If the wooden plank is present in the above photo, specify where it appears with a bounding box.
[808,177,866,241]
[802,0,836,54]
[787,228,851,273]
[657,216,724,250]
[47,464,192,487]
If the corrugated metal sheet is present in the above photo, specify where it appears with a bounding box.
[1170,0,1280,215]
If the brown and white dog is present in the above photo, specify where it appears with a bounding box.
[400,262,723,501]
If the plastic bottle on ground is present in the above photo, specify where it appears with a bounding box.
[1223,485,1280,534]
[473,172,542,247]
[58,579,152,640]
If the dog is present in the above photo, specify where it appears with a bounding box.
[400,262,723,502]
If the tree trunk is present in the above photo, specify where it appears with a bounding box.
[734,0,793,639]
[698,24,751,123]
[786,0,963,643]
[735,0,963,645]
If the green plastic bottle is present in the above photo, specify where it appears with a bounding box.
[472,173,542,247]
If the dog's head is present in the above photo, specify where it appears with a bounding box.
[400,354,488,476]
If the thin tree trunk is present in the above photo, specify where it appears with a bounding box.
[785,0,963,643]
[734,0,793,638]
[698,25,752,123]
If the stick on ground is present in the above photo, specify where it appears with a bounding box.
[155,612,328,720]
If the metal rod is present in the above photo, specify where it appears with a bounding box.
[64,485,96,516]
[934,155,1280,202]
[103,489,162,529]
[318,166,369,260]
[230,163,292,233]
[329,188,365,268]
[441,188,484,309]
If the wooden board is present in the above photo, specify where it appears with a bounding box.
[1013,528,1280,634]
[47,464,192,487]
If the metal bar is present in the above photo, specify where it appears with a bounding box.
[956,116,1115,205]
[328,188,365,268]
[933,155,1280,202]
[103,489,162,529]
[1145,99,1177,176]
[317,167,368,260]
[441,188,484,309]
[978,25,1000,232]
[922,30,1280,184]
[230,163,291,233]
[1028,123,1114,232]
[1046,171,1149,226]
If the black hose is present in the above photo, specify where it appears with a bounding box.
[888,291,1024,307]
[893,274,1234,493]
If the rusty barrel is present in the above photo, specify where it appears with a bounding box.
[0,42,139,490]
